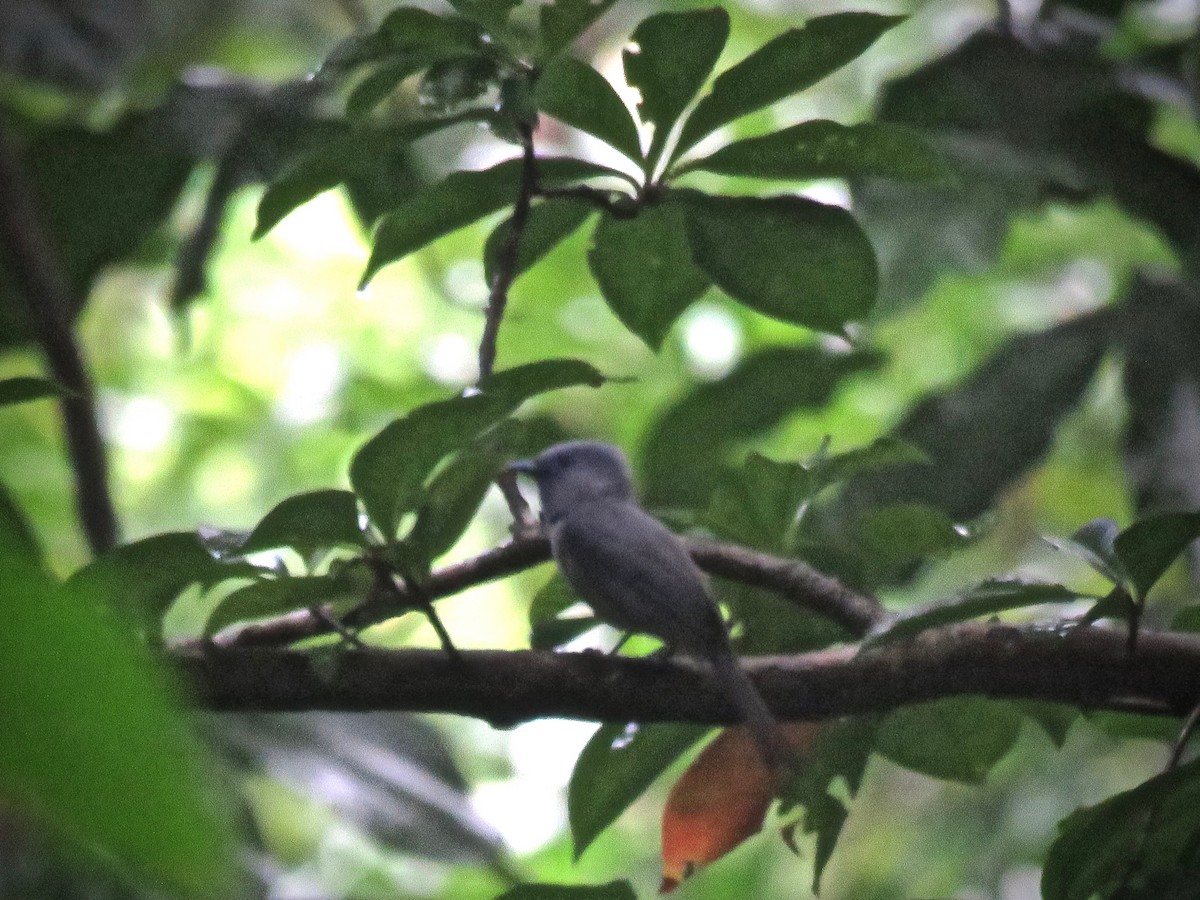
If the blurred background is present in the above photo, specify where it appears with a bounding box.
[1,0,1198,895]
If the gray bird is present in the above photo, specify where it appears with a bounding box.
[509,441,791,773]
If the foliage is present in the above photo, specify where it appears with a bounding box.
[3,0,1200,897]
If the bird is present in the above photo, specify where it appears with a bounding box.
[508,440,792,774]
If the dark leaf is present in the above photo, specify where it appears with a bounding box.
[495,883,636,900]
[529,572,581,625]
[362,157,627,286]
[418,56,499,113]
[536,55,643,164]
[680,120,947,182]
[1173,605,1200,631]
[1018,701,1079,749]
[835,309,1113,525]
[1,549,238,894]
[483,198,594,288]
[569,721,710,858]
[0,376,72,407]
[531,614,600,649]
[445,0,521,38]
[777,717,878,892]
[255,115,481,239]
[1120,278,1200,574]
[1042,758,1200,900]
[875,697,1022,784]
[1081,587,1138,627]
[539,0,620,61]
[241,489,364,555]
[588,198,711,349]
[1045,518,1129,588]
[643,344,882,507]
[351,360,604,536]
[1114,511,1200,601]
[871,578,1091,645]
[675,13,905,160]
[205,573,360,637]
[680,192,878,334]
[622,8,729,168]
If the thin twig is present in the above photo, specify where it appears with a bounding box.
[477,123,537,381]
[1167,697,1200,770]
[0,122,119,555]
[535,185,638,217]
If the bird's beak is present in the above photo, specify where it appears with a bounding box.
[506,459,537,476]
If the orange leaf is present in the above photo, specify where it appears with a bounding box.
[660,722,821,892]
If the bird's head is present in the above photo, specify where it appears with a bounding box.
[508,441,635,523]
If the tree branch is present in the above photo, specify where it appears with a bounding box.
[179,622,1200,723]
[0,121,119,555]
[477,124,536,381]
[211,535,885,648]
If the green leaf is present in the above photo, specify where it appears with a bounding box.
[529,573,599,648]
[539,0,619,61]
[1045,517,1129,588]
[205,573,359,637]
[1,548,238,894]
[1114,510,1200,601]
[679,120,947,182]
[675,13,905,160]
[255,116,482,239]
[642,344,882,507]
[380,7,485,55]
[875,697,1022,784]
[1173,605,1200,631]
[812,437,930,487]
[569,722,710,859]
[405,428,516,564]
[680,192,878,334]
[362,157,627,286]
[65,532,251,625]
[857,502,970,567]
[623,8,730,169]
[870,579,1090,644]
[704,452,814,551]
[1042,758,1200,900]
[588,199,711,349]
[777,717,878,892]
[351,360,605,536]
[495,882,636,900]
[346,58,438,118]
[0,376,72,407]
[483,198,594,288]
[241,489,363,556]
[536,56,643,164]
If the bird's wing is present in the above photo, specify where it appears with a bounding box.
[551,500,727,655]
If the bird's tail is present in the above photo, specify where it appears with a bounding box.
[710,651,795,780]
